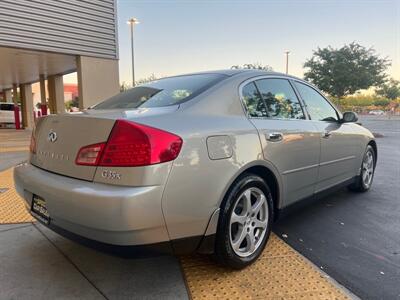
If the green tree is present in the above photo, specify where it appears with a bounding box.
[304,42,390,98]
[135,73,158,86]
[120,74,159,92]
[231,63,273,71]
[120,81,130,92]
[376,78,400,100]
[65,97,79,110]
[373,98,390,107]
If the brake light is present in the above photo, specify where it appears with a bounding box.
[75,120,182,167]
[76,143,105,166]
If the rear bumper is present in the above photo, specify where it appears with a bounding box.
[14,163,170,246]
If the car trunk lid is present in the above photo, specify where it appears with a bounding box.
[30,106,179,182]
[31,114,116,181]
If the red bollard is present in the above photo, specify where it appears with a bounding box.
[14,105,21,130]
[40,104,47,116]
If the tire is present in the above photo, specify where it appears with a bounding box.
[215,173,274,269]
[348,145,376,192]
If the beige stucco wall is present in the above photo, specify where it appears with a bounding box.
[20,84,34,129]
[48,75,65,114]
[77,56,120,109]
[3,89,12,102]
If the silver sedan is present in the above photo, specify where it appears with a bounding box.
[14,69,376,268]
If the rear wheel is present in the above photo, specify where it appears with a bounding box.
[215,174,273,269]
[348,145,376,192]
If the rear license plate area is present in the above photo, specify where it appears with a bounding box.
[31,194,50,225]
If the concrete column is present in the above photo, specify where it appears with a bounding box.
[47,75,65,114]
[39,75,47,105]
[77,56,119,109]
[20,84,34,129]
[3,89,12,102]
[12,84,18,105]
[39,74,48,115]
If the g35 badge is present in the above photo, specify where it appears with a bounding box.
[101,170,121,180]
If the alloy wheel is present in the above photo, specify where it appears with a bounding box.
[229,187,269,257]
[362,150,374,188]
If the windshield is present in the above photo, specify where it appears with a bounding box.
[93,73,227,110]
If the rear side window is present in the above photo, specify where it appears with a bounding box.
[93,74,227,110]
[294,82,339,122]
[242,82,268,117]
[255,79,305,119]
[0,103,14,111]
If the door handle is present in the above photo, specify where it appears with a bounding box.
[323,131,331,138]
[265,132,283,142]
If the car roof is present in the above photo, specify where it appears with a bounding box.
[170,69,303,81]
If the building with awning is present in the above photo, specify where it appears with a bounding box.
[0,0,120,129]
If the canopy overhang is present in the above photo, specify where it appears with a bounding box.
[0,46,76,90]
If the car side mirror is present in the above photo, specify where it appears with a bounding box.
[342,111,358,123]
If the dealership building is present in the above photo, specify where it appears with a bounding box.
[0,0,120,129]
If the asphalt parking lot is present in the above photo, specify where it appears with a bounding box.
[0,115,398,299]
[275,115,400,299]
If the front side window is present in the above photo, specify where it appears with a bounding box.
[255,79,305,119]
[93,74,227,110]
[242,82,268,117]
[294,82,339,122]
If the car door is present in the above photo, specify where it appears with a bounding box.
[293,81,359,192]
[241,77,320,206]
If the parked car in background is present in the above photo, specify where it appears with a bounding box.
[0,102,21,125]
[369,110,385,115]
[14,70,377,268]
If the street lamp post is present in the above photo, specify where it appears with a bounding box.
[284,50,290,74]
[127,17,139,87]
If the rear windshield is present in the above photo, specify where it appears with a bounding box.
[93,73,227,110]
[0,103,14,111]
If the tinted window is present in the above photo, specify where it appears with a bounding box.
[94,74,227,109]
[242,82,268,117]
[0,103,14,111]
[255,79,305,119]
[294,82,338,121]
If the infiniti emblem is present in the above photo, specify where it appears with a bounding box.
[48,131,57,143]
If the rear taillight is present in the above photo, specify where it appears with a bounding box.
[75,120,182,167]
[29,132,36,154]
[75,143,105,166]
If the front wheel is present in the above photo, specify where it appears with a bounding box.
[348,145,376,192]
[215,174,273,269]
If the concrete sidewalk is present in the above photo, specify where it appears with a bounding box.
[0,129,30,171]
[1,222,188,300]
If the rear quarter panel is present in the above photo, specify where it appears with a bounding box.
[157,114,264,240]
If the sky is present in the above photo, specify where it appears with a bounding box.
[66,0,400,84]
